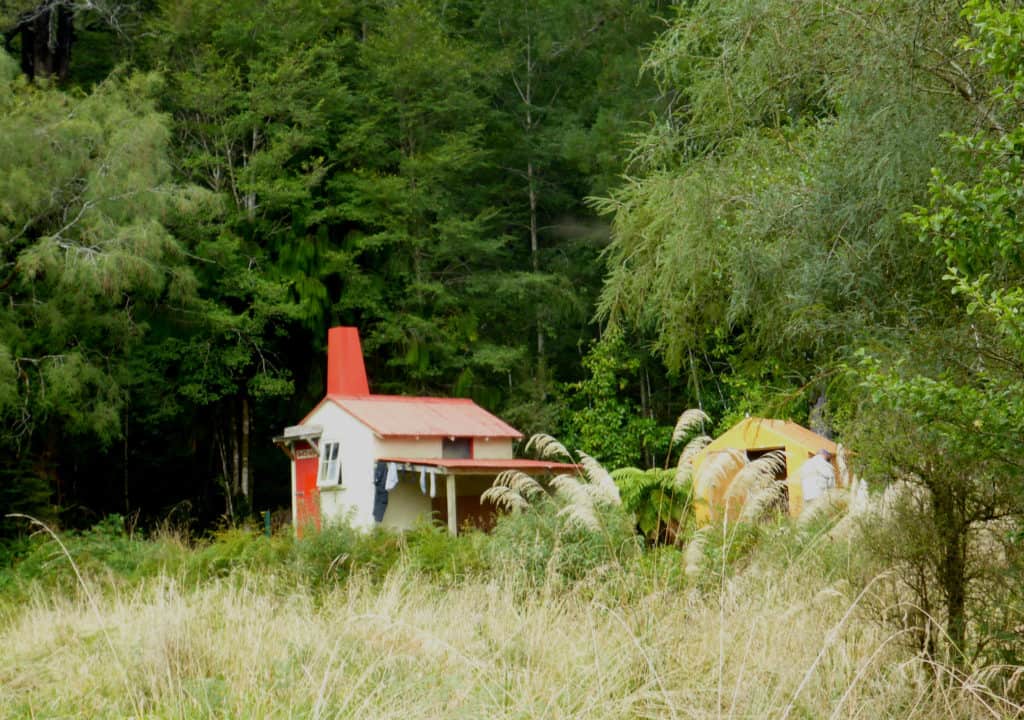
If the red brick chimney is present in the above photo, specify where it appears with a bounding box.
[326,326,370,396]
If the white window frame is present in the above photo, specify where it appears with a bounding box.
[318,440,342,487]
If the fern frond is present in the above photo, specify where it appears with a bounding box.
[610,466,651,485]
[525,433,572,461]
[671,408,710,445]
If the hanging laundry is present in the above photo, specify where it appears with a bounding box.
[385,462,399,491]
[372,462,389,523]
[429,469,437,498]
[419,468,427,495]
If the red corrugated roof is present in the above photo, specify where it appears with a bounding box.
[378,457,578,473]
[323,394,524,439]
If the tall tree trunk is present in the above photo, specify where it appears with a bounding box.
[520,35,546,392]
[216,427,235,522]
[932,478,968,661]
[123,412,130,514]
[240,393,250,502]
[641,366,653,467]
[19,4,73,81]
[528,158,546,390]
[229,408,240,496]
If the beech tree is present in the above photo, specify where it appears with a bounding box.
[1,0,137,80]
[0,55,193,515]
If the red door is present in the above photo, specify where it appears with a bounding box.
[295,456,321,537]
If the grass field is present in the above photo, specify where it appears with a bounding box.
[1,518,1018,719]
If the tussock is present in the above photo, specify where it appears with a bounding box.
[684,525,711,577]
[739,481,788,523]
[492,469,545,500]
[480,484,529,512]
[1,534,1017,718]
[724,451,787,523]
[484,448,620,531]
[525,433,572,461]
[693,448,746,499]
[725,451,786,502]
[836,443,853,488]
[551,473,601,531]
[577,451,622,506]
[671,408,710,445]
[677,434,712,471]
[798,488,851,529]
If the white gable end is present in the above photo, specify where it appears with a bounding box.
[304,399,378,528]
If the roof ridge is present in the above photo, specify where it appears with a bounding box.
[327,393,477,404]
[322,394,523,439]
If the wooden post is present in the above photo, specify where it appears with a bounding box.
[446,474,457,536]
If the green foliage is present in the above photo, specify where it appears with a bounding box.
[0,508,643,606]
[595,0,969,411]
[0,458,53,540]
[293,522,402,589]
[486,498,640,588]
[612,467,692,544]
[562,328,669,468]
[403,522,488,581]
[0,67,192,446]
[1,0,669,533]
[831,1,1024,666]
[0,515,153,599]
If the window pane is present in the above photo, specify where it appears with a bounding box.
[443,437,472,459]
[319,442,341,486]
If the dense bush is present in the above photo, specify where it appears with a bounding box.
[485,499,641,587]
[613,467,693,545]
[0,515,157,599]
[403,522,488,581]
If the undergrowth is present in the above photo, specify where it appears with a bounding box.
[1,511,1021,718]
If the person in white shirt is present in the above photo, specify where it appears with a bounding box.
[800,449,835,505]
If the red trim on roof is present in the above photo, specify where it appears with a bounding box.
[378,457,578,473]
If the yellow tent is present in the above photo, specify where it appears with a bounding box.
[692,417,839,524]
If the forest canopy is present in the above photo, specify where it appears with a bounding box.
[1,0,667,527]
[0,0,1022,581]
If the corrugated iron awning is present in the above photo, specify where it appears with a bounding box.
[377,457,578,475]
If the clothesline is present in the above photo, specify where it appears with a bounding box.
[380,461,438,498]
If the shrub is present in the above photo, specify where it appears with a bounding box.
[294,522,402,589]
[403,522,487,581]
[184,526,294,583]
[613,467,693,544]
[0,515,154,594]
[486,493,641,587]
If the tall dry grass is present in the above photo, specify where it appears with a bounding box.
[1,538,1018,719]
